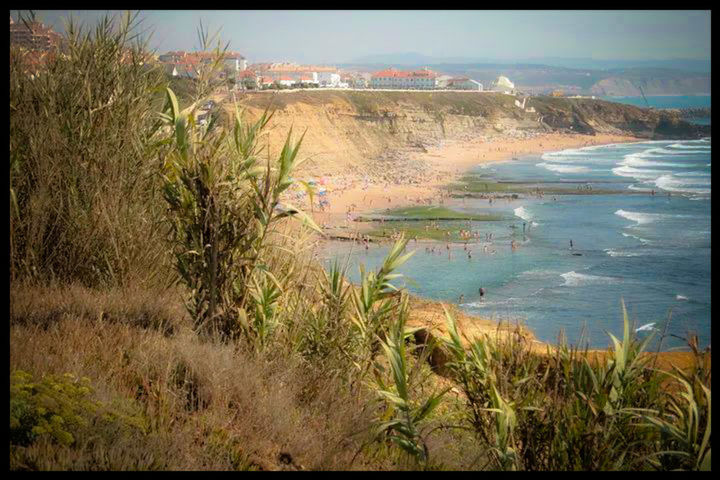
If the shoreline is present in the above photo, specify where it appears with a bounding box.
[304,131,705,361]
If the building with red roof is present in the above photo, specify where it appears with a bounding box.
[370,67,439,90]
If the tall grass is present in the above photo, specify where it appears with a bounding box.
[10,12,169,287]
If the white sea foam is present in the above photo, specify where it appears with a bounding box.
[514,206,533,222]
[604,248,641,257]
[676,295,689,301]
[612,165,671,180]
[622,232,651,244]
[635,323,656,332]
[560,271,620,287]
[655,174,711,194]
[628,184,654,192]
[536,162,591,173]
[615,209,662,226]
[519,269,561,278]
[669,143,711,150]
[620,153,689,168]
[462,298,519,309]
[616,209,695,225]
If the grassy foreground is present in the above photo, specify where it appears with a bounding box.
[9,14,711,471]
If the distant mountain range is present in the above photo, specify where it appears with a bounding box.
[341,54,711,96]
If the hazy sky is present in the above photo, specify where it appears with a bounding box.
[17,10,711,64]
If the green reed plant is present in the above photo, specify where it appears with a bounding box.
[350,237,414,372]
[636,369,711,470]
[159,81,319,338]
[439,302,684,471]
[629,337,711,471]
[372,295,448,465]
[10,11,168,287]
[298,259,353,366]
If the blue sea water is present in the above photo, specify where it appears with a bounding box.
[601,95,712,127]
[600,95,711,110]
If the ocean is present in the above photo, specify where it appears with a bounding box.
[323,103,711,352]
[599,95,711,110]
[601,95,711,126]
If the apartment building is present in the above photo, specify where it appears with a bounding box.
[370,68,438,90]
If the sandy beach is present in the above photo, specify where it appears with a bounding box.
[304,132,640,227]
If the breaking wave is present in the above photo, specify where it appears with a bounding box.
[615,209,663,226]
[514,206,533,223]
[536,162,591,174]
[655,174,711,194]
[604,248,641,257]
[622,232,651,244]
[560,271,621,287]
[612,165,671,180]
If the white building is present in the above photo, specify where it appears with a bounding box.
[370,67,438,90]
[318,71,341,87]
[277,76,295,87]
[493,75,515,94]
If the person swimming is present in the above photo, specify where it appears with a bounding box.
[478,287,485,299]
[570,239,573,249]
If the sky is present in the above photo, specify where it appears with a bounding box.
[14,10,712,65]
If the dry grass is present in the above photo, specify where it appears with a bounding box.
[10,283,383,470]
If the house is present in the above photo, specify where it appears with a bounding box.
[277,76,295,87]
[236,69,259,89]
[258,76,275,89]
[296,75,319,87]
[370,67,438,90]
[447,77,483,91]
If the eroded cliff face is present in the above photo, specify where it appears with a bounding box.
[230,91,709,177]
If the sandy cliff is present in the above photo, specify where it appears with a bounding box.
[227,90,709,179]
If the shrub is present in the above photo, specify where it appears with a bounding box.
[10,370,99,447]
